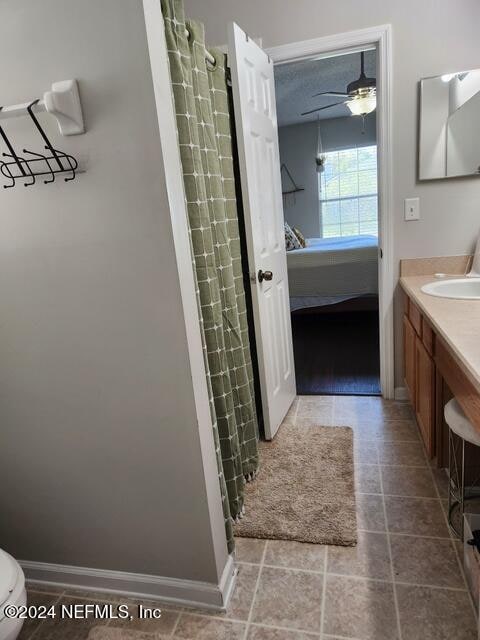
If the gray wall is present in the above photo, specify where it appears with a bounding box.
[185,0,480,386]
[0,0,225,584]
[279,115,376,236]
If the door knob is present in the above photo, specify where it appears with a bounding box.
[258,269,273,283]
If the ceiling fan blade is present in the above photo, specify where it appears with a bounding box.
[301,101,346,116]
[312,91,349,98]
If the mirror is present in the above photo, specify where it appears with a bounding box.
[419,68,480,180]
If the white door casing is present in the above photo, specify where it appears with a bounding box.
[228,22,296,440]
[266,25,394,400]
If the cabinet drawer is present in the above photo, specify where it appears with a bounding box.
[435,337,480,434]
[409,300,422,336]
[422,317,434,356]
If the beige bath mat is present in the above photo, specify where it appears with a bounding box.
[235,424,357,546]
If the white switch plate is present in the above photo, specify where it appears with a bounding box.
[404,197,420,221]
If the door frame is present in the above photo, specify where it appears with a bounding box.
[266,24,395,399]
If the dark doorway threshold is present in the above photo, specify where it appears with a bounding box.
[291,306,381,396]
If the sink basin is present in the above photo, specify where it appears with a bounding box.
[421,278,480,300]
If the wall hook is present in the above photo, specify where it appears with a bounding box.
[23,149,55,184]
[0,101,79,188]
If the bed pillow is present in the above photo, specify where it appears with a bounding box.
[292,226,306,248]
[284,222,301,251]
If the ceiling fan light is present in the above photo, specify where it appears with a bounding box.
[347,94,376,116]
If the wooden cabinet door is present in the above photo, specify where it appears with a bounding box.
[415,335,435,457]
[404,315,416,405]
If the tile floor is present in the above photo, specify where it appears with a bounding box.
[20,396,477,639]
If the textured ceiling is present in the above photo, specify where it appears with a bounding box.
[274,49,376,127]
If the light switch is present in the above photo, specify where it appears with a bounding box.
[404,197,420,221]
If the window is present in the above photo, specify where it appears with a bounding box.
[319,145,378,238]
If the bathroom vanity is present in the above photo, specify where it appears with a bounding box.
[400,258,480,465]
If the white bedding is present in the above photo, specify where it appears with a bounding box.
[287,235,379,309]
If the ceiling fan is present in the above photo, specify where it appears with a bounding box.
[301,51,376,117]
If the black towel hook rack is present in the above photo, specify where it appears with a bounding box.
[0,79,84,189]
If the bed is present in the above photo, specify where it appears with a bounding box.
[287,235,379,311]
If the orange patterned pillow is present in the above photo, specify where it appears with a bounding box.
[284,222,301,251]
[293,227,306,248]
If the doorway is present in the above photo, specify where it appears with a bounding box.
[275,49,380,395]
[266,28,394,399]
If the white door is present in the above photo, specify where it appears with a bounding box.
[228,22,296,439]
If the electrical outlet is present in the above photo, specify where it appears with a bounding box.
[404,197,420,221]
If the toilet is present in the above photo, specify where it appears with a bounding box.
[0,549,26,640]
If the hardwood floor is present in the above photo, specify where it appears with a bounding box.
[291,308,380,395]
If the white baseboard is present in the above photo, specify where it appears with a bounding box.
[21,554,237,612]
[394,386,408,401]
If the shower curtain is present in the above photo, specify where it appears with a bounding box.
[161,0,259,552]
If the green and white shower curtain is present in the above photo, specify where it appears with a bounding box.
[162,0,259,552]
